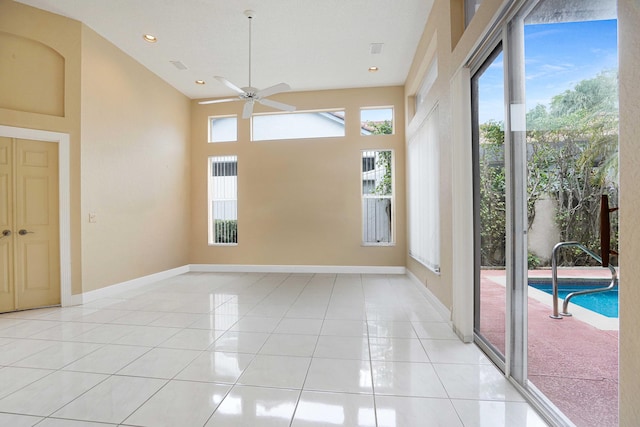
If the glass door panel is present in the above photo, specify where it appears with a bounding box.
[473,46,507,363]
[522,1,619,425]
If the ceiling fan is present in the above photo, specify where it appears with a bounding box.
[198,10,296,119]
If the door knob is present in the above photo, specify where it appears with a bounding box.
[18,229,33,236]
[1,230,10,238]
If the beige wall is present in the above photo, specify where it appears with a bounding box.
[405,0,639,424]
[0,1,191,294]
[618,2,640,425]
[403,0,508,317]
[80,26,191,291]
[0,0,83,294]
[191,87,406,267]
[403,0,474,310]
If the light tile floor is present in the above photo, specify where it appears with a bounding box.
[0,273,549,426]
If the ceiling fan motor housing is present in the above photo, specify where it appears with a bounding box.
[241,87,259,99]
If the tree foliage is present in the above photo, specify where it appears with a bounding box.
[478,71,619,267]
[367,120,393,135]
[478,121,506,266]
[527,71,619,266]
[369,121,393,196]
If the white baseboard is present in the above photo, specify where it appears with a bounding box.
[71,265,190,305]
[189,264,406,275]
[69,264,406,305]
[406,269,452,323]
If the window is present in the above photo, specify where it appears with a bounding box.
[209,116,237,143]
[362,150,394,245]
[360,107,394,135]
[415,58,438,112]
[252,110,345,141]
[208,156,238,245]
[408,105,439,271]
[465,0,483,27]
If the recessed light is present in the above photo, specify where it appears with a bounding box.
[368,66,379,72]
[143,34,157,43]
[195,80,206,85]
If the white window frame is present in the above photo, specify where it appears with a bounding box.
[251,109,346,141]
[208,115,238,143]
[208,155,238,245]
[360,106,395,136]
[361,149,395,246]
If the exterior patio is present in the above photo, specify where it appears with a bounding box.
[479,268,618,427]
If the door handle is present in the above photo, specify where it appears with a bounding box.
[18,229,34,236]
[1,230,10,238]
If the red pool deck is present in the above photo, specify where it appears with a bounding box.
[479,268,618,427]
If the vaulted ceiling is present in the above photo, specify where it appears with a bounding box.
[17,0,433,100]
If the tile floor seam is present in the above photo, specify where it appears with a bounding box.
[197,295,279,427]
[365,276,381,427]
[12,342,105,372]
[185,379,233,427]
[36,370,112,419]
[118,377,173,426]
[0,368,58,403]
[289,272,336,427]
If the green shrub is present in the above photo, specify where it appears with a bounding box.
[528,252,541,270]
[214,220,237,243]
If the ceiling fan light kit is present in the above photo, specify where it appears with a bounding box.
[198,9,296,119]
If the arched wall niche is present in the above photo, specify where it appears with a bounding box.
[0,31,65,117]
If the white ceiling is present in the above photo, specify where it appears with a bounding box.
[16,0,433,100]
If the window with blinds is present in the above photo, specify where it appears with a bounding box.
[362,150,394,245]
[408,105,440,272]
[208,156,238,245]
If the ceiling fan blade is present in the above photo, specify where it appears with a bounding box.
[215,76,245,94]
[198,98,241,105]
[242,101,255,119]
[256,82,291,98]
[258,98,296,112]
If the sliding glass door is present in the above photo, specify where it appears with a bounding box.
[473,1,619,425]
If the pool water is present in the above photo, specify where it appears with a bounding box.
[529,283,618,318]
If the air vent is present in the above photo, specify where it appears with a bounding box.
[170,60,188,70]
[369,43,384,55]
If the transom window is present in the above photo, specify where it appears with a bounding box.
[209,115,237,143]
[252,110,345,141]
[360,107,394,135]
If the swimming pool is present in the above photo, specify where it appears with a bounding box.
[529,282,618,318]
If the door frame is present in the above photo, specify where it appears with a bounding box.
[0,125,71,308]
[470,42,508,373]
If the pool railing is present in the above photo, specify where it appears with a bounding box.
[550,241,618,319]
